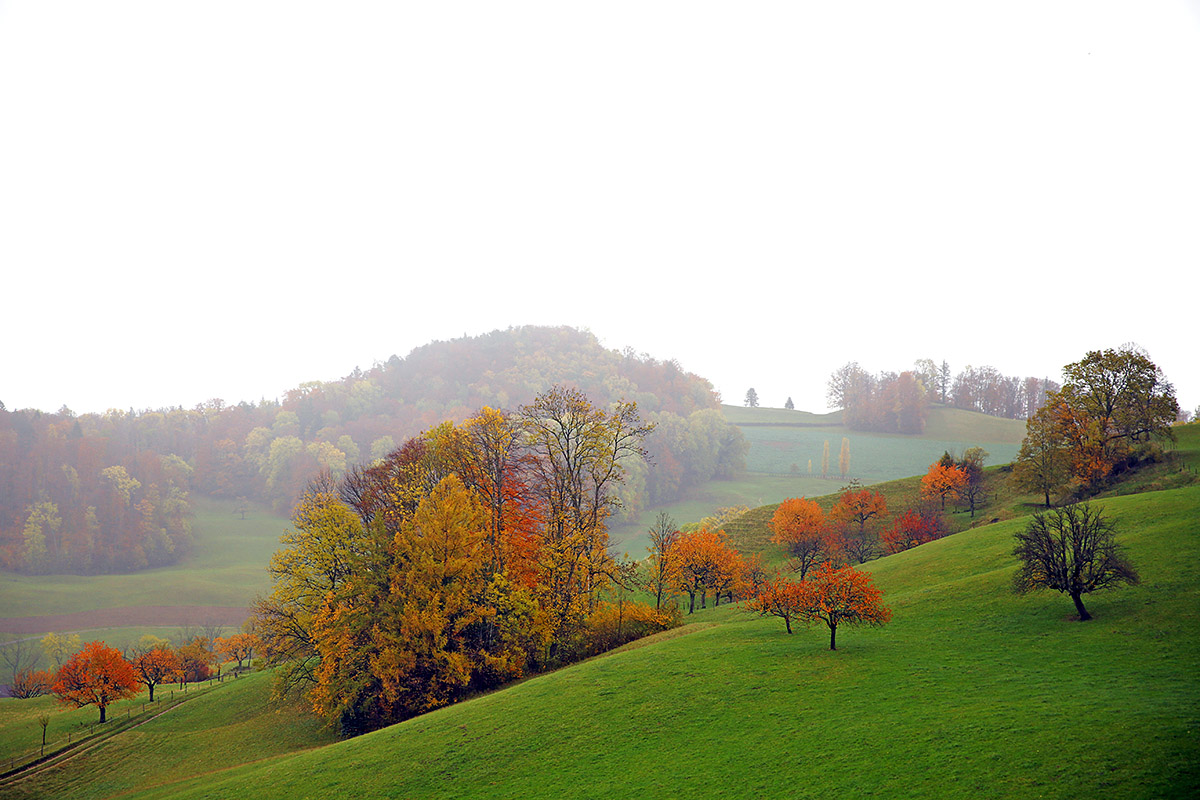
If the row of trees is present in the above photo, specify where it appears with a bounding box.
[643,514,767,615]
[825,359,1063,430]
[253,387,681,735]
[9,633,258,721]
[1,327,746,574]
[766,473,963,575]
[1012,345,1179,505]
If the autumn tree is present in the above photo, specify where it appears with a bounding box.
[920,461,967,510]
[880,504,946,554]
[10,668,54,698]
[1059,345,1178,449]
[41,632,82,669]
[1014,345,1179,496]
[51,641,138,722]
[311,475,494,730]
[795,563,891,650]
[830,485,888,563]
[673,528,741,613]
[252,476,375,695]
[1011,402,1071,507]
[646,511,680,610]
[1012,503,1138,621]
[838,438,850,479]
[132,646,180,702]
[176,637,217,683]
[215,633,258,670]
[519,386,651,652]
[746,575,807,634]
[956,447,989,518]
[821,441,830,479]
[770,497,830,578]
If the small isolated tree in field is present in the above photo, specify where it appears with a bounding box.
[1012,503,1138,621]
[745,388,759,407]
[798,563,891,650]
[51,641,138,722]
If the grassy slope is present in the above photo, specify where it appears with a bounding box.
[95,479,1199,800]
[0,498,288,626]
[1,670,336,800]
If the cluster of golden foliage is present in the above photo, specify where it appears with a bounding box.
[254,387,675,735]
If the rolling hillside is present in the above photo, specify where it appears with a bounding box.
[6,427,1194,799]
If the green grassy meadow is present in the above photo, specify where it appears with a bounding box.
[730,404,1024,483]
[0,498,288,638]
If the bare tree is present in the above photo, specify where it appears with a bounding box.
[1,637,41,682]
[1012,503,1139,621]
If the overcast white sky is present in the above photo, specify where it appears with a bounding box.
[1,1,1196,418]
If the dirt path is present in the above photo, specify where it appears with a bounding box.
[0,605,250,637]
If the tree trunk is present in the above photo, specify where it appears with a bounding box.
[149,683,155,702]
[785,617,792,634]
[1043,489,1051,508]
[1071,591,1092,621]
[688,591,695,614]
[829,624,837,650]
[99,705,107,723]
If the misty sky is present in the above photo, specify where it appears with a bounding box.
[1,2,1197,418]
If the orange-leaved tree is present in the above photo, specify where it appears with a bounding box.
[51,641,138,722]
[920,462,967,510]
[746,575,807,634]
[797,562,891,650]
[673,528,727,613]
[132,646,180,702]
[10,668,54,699]
[645,511,681,610]
[215,633,258,671]
[770,497,830,578]
[829,486,888,563]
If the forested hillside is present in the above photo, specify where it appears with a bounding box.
[0,326,745,574]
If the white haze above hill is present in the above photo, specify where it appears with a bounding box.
[1,1,1197,416]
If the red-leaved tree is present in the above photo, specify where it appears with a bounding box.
[51,641,138,722]
[797,563,891,650]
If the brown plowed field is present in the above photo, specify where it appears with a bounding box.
[0,605,250,636]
